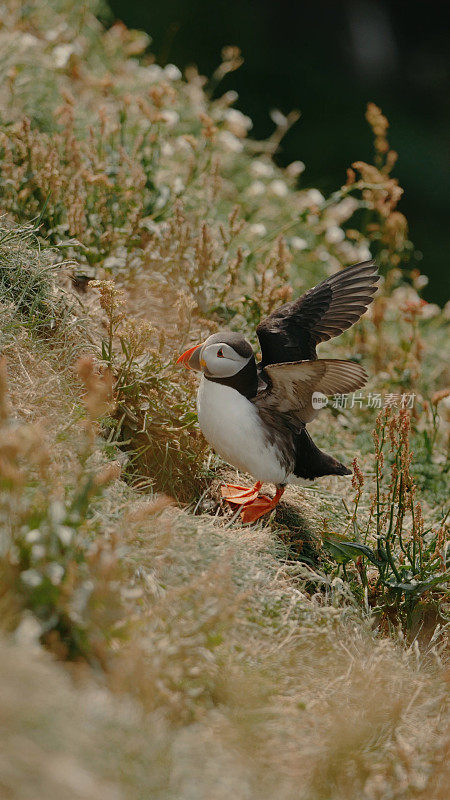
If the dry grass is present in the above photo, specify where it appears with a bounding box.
[1,533,449,800]
[0,1,449,798]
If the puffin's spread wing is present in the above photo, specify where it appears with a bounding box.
[255,359,367,424]
[256,260,379,365]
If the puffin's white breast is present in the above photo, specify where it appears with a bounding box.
[197,377,288,484]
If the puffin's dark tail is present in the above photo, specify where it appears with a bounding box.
[294,428,351,479]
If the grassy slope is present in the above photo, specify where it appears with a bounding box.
[0,2,449,798]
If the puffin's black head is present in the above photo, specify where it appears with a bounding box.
[177,331,258,398]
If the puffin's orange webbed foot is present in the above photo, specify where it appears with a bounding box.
[220,482,262,505]
[239,486,285,524]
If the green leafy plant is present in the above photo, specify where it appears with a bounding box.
[323,407,449,633]
[0,356,127,663]
[89,279,209,500]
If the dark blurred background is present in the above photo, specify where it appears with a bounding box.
[108,0,450,304]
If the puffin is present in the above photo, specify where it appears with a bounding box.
[177,259,379,523]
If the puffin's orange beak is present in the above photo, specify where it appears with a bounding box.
[176,343,202,370]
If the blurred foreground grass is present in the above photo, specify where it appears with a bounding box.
[0,1,449,798]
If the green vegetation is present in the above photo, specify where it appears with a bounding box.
[0,1,448,797]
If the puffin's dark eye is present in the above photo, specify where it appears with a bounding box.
[217,347,224,358]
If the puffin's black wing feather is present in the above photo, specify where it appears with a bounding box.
[256,260,379,366]
[254,358,367,424]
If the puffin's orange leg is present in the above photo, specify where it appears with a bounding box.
[240,486,285,524]
[220,481,262,504]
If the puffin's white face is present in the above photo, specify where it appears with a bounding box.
[177,333,254,379]
[200,342,249,378]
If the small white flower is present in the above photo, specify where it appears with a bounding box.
[316,246,331,262]
[224,108,252,137]
[25,529,41,544]
[31,545,46,561]
[291,236,308,251]
[57,525,73,546]
[337,241,361,263]
[391,286,420,305]
[45,29,60,42]
[155,184,171,210]
[19,33,39,50]
[415,274,429,289]
[160,110,179,127]
[327,197,358,223]
[144,64,163,81]
[421,303,440,320]
[269,179,288,198]
[173,176,185,194]
[247,180,265,197]
[251,160,273,178]
[52,44,76,68]
[14,612,42,646]
[270,108,288,127]
[161,141,174,157]
[325,225,345,244]
[286,160,305,178]
[21,569,42,588]
[249,223,267,237]
[306,188,325,206]
[355,244,372,261]
[175,136,193,153]
[140,217,160,233]
[164,63,182,81]
[47,562,65,586]
[71,580,94,617]
[218,130,243,152]
[221,90,239,105]
[49,501,66,524]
